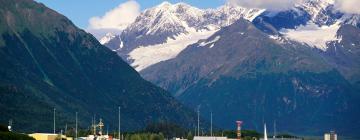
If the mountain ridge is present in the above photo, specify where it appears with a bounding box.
[140,18,360,136]
[101,0,360,72]
[96,0,360,136]
[101,2,264,71]
[0,0,197,132]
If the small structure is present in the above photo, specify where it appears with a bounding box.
[29,133,57,140]
[173,138,187,140]
[29,133,73,140]
[324,131,337,140]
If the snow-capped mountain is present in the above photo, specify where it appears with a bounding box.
[252,0,360,51]
[140,19,360,136]
[100,0,360,71]
[101,1,263,71]
[341,14,360,28]
[96,0,360,136]
[299,0,337,25]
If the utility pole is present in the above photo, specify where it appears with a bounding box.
[53,108,56,134]
[194,126,196,137]
[76,112,78,140]
[92,116,94,135]
[118,106,121,140]
[210,111,213,136]
[197,108,200,136]
[65,124,67,135]
[93,115,96,135]
[273,120,276,139]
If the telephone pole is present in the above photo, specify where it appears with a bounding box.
[53,108,56,134]
[76,112,78,140]
[273,120,276,139]
[197,108,200,136]
[210,111,213,136]
[119,106,121,140]
[65,124,67,135]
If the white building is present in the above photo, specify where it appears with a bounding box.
[174,138,187,140]
[194,136,228,140]
[29,133,73,140]
[259,138,302,140]
[324,131,337,140]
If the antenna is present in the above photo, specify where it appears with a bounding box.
[98,118,104,135]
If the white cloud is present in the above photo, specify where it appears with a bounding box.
[334,0,360,14]
[88,0,140,32]
[228,0,304,11]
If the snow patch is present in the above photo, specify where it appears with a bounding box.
[199,36,221,48]
[269,35,287,44]
[129,29,218,71]
[119,41,124,49]
[269,35,280,40]
[246,9,266,21]
[280,22,341,51]
[99,33,115,44]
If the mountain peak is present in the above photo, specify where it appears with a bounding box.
[103,1,265,71]
[157,1,194,9]
[158,1,172,7]
[149,1,202,15]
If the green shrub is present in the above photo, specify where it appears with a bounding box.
[0,132,35,140]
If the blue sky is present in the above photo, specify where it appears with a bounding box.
[35,0,225,30]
